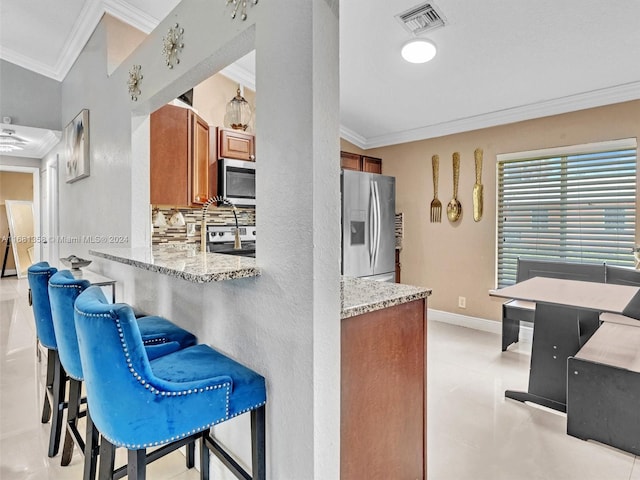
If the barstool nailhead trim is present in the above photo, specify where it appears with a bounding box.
[75,306,267,449]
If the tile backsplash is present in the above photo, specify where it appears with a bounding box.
[152,206,404,250]
[151,205,255,247]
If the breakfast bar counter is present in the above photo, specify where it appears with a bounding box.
[91,246,430,479]
[90,246,260,283]
[341,276,431,318]
[90,247,431,312]
[340,277,430,480]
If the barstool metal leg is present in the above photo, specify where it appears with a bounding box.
[128,449,146,480]
[41,349,55,423]
[200,431,210,480]
[186,441,195,469]
[48,351,66,457]
[83,410,99,480]
[98,437,116,480]
[62,378,83,465]
[251,406,266,480]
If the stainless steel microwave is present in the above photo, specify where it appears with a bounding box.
[218,158,256,206]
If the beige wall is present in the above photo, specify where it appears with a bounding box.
[193,74,256,132]
[340,138,366,155]
[366,100,640,321]
[0,172,33,270]
[105,14,146,75]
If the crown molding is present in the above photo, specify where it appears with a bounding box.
[32,130,62,158]
[0,47,60,80]
[0,127,61,159]
[219,63,256,92]
[339,125,368,150]
[3,0,162,82]
[360,81,640,149]
[103,0,162,34]
[51,0,105,82]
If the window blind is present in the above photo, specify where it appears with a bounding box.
[497,140,637,288]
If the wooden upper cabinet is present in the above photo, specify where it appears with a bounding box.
[340,151,361,171]
[150,104,212,206]
[218,128,255,161]
[341,151,383,173]
[190,114,211,205]
[362,156,382,174]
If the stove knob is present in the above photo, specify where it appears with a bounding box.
[252,230,256,236]
[218,232,225,237]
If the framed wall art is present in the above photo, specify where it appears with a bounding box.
[64,109,90,183]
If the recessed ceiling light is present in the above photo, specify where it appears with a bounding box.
[401,39,437,63]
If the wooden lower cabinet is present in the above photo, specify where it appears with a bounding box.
[341,299,427,479]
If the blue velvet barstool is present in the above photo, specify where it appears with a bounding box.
[48,270,199,479]
[74,286,267,480]
[27,261,65,458]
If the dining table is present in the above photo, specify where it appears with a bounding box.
[490,277,639,412]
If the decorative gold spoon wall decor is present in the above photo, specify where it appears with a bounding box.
[447,152,462,222]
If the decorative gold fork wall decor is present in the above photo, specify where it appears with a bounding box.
[430,154,442,222]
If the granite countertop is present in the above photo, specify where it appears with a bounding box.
[341,276,431,319]
[90,247,430,314]
[89,246,260,283]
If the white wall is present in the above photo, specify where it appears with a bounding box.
[0,59,62,131]
[57,1,340,479]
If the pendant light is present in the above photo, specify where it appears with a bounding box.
[224,85,252,131]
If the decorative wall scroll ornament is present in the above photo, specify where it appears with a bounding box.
[127,65,143,101]
[162,23,184,69]
[226,0,258,21]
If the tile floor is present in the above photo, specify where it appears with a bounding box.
[1,276,639,479]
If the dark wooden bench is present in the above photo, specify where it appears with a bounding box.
[567,320,640,455]
[501,258,606,351]
[565,267,640,455]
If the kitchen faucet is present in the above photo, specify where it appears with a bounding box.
[201,197,241,252]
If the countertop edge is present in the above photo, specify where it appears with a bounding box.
[341,287,432,319]
[89,249,261,283]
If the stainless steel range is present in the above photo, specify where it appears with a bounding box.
[207,224,256,257]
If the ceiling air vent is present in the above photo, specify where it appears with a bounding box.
[396,2,446,35]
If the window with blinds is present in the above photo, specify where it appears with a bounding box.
[497,139,637,288]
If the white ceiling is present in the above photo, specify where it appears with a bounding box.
[1,0,640,156]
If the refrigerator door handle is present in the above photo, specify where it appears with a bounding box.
[372,180,381,269]
[376,181,382,267]
[369,182,375,268]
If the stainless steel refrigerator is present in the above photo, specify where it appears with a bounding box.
[341,169,396,282]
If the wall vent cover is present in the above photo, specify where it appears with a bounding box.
[396,2,446,35]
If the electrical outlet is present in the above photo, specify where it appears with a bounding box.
[186,223,196,237]
[458,296,466,309]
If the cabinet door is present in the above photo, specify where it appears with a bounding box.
[150,105,189,206]
[218,128,255,161]
[190,113,210,205]
[362,156,382,174]
[340,151,361,171]
[341,299,426,479]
